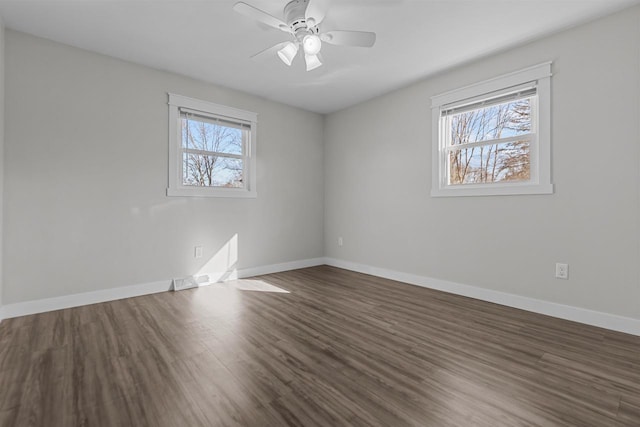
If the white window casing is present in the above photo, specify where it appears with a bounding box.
[167,93,257,198]
[431,62,553,197]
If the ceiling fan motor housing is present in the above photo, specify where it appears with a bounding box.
[284,0,318,36]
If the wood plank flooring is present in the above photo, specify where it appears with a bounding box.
[0,265,639,426]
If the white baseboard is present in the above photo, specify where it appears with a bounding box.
[238,257,326,278]
[194,257,327,285]
[0,257,325,321]
[3,256,637,337]
[323,257,640,337]
[0,280,172,321]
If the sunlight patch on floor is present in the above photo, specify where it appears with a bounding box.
[226,279,290,293]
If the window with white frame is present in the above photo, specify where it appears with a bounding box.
[431,63,553,197]
[167,94,257,198]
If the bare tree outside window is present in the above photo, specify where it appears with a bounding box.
[447,98,532,185]
[181,115,245,188]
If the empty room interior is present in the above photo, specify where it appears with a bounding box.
[0,0,639,426]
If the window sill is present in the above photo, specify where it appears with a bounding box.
[167,187,257,198]
[431,183,553,197]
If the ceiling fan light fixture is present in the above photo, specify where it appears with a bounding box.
[305,53,322,71]
[302,34,322,55]
[277,42,298,66]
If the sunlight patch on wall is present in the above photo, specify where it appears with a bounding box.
[196,233,239,282]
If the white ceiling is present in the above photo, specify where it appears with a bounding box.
[0,0,637,113]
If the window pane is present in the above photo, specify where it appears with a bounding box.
[449,98,532,145]
[182,153,244,188]
[181,117,243,155]
[449,140,530,185]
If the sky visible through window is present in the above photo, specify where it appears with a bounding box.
[447,97,532,185]
[181,116,244,188]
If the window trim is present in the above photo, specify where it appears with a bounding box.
[430,62,553,197]
[167,93,257,198]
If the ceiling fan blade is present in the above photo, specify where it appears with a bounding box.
[305,0,329,28]
[250,41,290,60]
[233,2,292,33]
[320,31,376,48]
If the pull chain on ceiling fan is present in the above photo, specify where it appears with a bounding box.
[233,0,376,71]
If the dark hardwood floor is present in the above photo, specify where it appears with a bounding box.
[0,265,639,426]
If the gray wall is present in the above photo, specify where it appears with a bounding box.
[3,7,640,323]
[0,21,4,309]
[324,7,640,320]
[4,30,324,304]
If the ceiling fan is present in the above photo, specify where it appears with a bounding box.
[233,0,376,71]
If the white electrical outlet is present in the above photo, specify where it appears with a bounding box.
[194,246,204,258]
[555,263,569,279]
[338,237,343,247]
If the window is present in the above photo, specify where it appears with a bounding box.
[431,63,553,197]
[167,94,257,197]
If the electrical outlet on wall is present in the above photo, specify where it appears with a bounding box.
[194,246,204,258]
[338,237,343,247]
[555,263,569,279]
